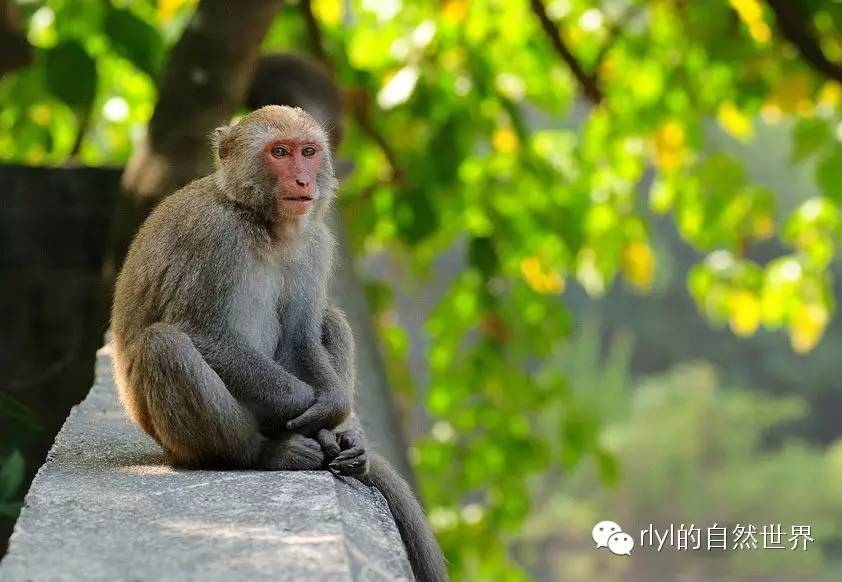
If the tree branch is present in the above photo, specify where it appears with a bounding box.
[300,0,329,63]
[765,0,842,83]
[529,0,603,105]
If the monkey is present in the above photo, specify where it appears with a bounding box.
[111,105,447,581]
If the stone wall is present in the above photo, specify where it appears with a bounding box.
[0,344,413,581]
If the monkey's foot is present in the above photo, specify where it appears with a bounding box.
[328,429,369,477]
[259,433,325,470]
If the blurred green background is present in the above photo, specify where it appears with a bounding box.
[2,0,842,580]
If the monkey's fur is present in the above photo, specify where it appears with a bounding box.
[111,106,447,581]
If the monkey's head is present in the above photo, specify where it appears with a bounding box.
[212,105,338,224]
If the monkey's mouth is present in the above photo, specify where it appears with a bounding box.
[279,195,315,216]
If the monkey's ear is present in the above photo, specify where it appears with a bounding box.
[212,126,233,160]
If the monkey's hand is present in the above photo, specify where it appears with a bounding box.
[285,391,350,436]
[325,428,368,477]
[252,377,318,439]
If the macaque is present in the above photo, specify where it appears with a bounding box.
[111,105,446,581]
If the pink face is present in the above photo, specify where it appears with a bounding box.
[263,138,324,217]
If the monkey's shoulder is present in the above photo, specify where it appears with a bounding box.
[120,177,261,308]
[139,176,254,254]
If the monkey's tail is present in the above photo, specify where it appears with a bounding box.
[359,453,448,582]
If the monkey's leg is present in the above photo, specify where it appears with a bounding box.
[135,323,263,467]
[137,323,324,470]
[319,307,368,477]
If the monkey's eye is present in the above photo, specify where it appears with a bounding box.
[270,145,289,158]
[302,145,317,157]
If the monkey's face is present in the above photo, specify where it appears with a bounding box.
[215,106,337,223]
[263,138,324,217]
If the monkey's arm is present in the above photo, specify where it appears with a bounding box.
[192,331,317,431]
[302,307,369,477]
[286,306,355,434]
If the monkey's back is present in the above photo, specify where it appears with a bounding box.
[111,176,258,428]
[113,177,254,344]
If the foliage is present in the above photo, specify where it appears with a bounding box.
[0,451,25,519]
[521,362,842,581]
[2,0,842,577]
[0,393,42,519]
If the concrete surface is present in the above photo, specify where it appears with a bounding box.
[0,345,412,581]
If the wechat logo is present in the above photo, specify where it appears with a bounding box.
[592,520,634,556]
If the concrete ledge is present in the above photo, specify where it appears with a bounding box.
[0,346,412,581]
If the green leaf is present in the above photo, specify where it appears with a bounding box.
[791,118,831,164]
[816,146,842,204]
[0,450,25,500]
[363,280,393,314]
[0,392,42,431]
[43,40,97,110]
[400,189,439,244]
[105,7,163,79]
[560,406,598,470]
[0,502,22,518]
[468,236,498,278]
[594,447,620,487]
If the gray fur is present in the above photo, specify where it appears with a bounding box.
[113,106,346,468]
[111,105,447,580]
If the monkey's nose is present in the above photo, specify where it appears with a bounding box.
[296,178,309,187]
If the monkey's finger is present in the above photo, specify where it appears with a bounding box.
[330,453,369,477]
[332,445,365,461]
[286,407,323,432]
[337,431,363,450]
[316,429,341,459]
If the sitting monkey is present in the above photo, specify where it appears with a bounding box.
[111,106,446,581]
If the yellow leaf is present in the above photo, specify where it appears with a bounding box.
[729,0,770,44]
[492,128,519,154]
[312,0,342,26]
[29,104,52,126]
[621,242,654,292]
[818,82,841,108]
[26,145,46,164]
[442,0,468,24]
[157,0,192,24]
[728,290,761,337]
[730,0,763,22]
[717,101,754,141]
[653,121,687,171]
[520,256,565,295]
[752,214,775,239]
[766,73,813,115]
[791,303,828,353]
[749,21,771,43]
